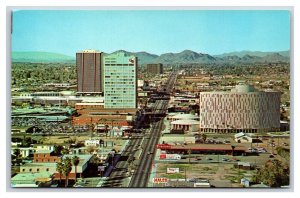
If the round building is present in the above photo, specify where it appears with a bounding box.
[199,84,281,133]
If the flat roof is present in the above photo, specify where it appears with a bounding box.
[171,119,199,125]
[161,144,246,151]
[11,172,53,183]
[35,150,53,154]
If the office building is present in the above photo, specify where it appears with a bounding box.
[76,50,103,93]
[103,52,137,109]
[199,84,281,133]
[147,63,163,75]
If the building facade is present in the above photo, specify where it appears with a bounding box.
[103,52,137,109]
[147,63,163,75]
[199,85,281,133]
[76,50,103,93]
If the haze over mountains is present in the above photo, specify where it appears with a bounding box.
[12,50,290,65]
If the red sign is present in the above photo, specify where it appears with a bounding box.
[153,178,169,184]
[156,144,171,149]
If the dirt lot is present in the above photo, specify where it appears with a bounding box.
[155,162,255,187]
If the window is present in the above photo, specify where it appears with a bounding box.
[46,168,49,172]
[29,169,32,172]
[22,169,25,172]
[37,168,40,172]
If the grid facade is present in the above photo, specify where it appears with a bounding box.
[199,91,281,133]
[76,50,102,93]
[104,53,137,109]
[147,63,163,75]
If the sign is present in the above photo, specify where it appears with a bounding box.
[160,154,181,160]
[153,178,169,184]
[98,166,105,172]
[156,144,171,149]
[167,168,180,174]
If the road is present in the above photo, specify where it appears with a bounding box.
[129,72,177,187]
[101,71,177,188]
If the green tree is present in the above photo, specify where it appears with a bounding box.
[62,157,73,187]
[56,162,63,185]
[252,159,289,187]
[53,145,64,156]
[201,133,207,143]
[72,156,80,182]
[61,148,69,155]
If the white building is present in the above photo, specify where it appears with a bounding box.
[103,52,137,109]
[84,140,100,147]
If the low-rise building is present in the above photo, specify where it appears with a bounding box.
[11,172,54,187]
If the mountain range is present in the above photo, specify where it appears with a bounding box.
[12,50,290,65]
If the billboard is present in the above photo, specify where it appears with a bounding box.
[160,153,181,160]
[167,168,180,174]
[153,178,169,184]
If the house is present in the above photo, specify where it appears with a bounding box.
[84,140,100,147]
[35,144,55,152]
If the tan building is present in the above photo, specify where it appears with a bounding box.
[199,84,281,133]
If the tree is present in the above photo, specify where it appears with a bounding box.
[13,149,21,159]
[252,159,289,187]
[72,156,80,182]
[201,133,207,143]
[86,146,96,154]
[231,145,236,156]
[61,148,69,156]
[62,157,72,187]
[56,162,63,185]
[53,145,64,156]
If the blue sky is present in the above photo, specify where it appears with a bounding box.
[12,10,290,56]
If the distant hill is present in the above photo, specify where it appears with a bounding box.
[12,52,75,63]
[216,50,290,58]
[155,50,216,64]
[12,50,290,65]
[110,50,159,65]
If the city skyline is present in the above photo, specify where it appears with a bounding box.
[12,10,290,56]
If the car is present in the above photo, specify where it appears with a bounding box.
[206,157,213,160]
[222,158,229,161]
[147,151,153,155]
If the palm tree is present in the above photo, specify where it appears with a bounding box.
[56,162,63,185]
[72,156,80,182]
[61,148,69,156]
[62,157,72,187]
[53,145,64,156]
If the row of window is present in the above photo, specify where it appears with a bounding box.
[22,168,50,172]
[104,64,134,66]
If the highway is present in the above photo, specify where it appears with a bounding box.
[102,71,177,188]
[129,72,177,187]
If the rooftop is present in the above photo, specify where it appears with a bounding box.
[171,113,199,120]
[162,144,246,151]
[35,150,53,154]
[171,119,199,125]
[11,172,53,184]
